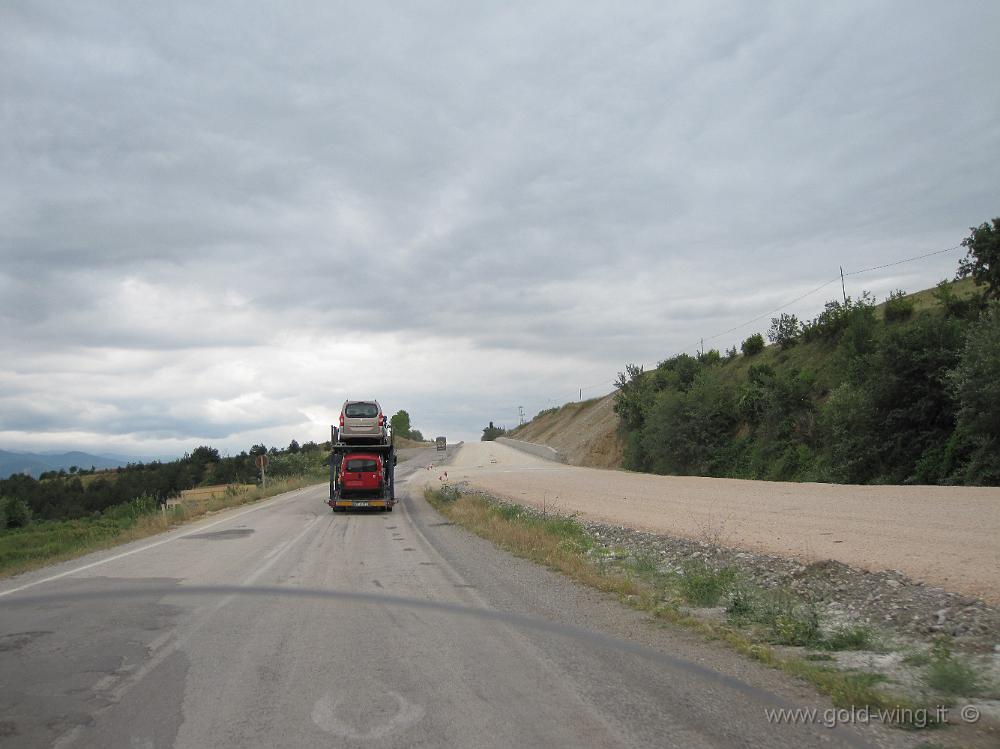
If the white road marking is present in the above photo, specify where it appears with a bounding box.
[0,486,315,598]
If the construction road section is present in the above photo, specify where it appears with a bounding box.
[0,446,906,749]
[426,441,1000,605]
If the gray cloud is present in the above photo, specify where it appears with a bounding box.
[2,1,998,451]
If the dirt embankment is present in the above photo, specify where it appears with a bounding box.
[394,436,433,449]
[428,442,1000,605]
[510,394,623,469]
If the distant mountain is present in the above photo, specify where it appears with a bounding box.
[0,450,133,479]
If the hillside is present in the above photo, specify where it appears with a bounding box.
[511,277,998,485]
[509,394,623,469]
[393,435,434,449]
[0,450,129,479]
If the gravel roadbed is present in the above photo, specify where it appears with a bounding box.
[456,484,999,655]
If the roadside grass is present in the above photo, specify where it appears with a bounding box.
[425,487,941,728]
[679,563,738,606]
[0,475,324,578]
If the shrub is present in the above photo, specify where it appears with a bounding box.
[801,293,876,343]
[933,280,979,319]
[1,497,31,529]
[741,333,765,356]
[697,348,722,365]
[768,314,800,348]
[724,345,738,361]
[882,289,914,322]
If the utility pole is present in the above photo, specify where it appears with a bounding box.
[700,337,704,357]
[840,266,847,304]
[579,388,582,401]
[255,454,268,490]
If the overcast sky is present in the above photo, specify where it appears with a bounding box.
[1,1,998,455]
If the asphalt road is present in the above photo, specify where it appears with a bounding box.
[0,447,907,749]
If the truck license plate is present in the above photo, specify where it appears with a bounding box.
[354,501,369,507]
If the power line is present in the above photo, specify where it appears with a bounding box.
[703,277,840,343]
[606,241,966,395]
[843,244,962,277]
[703,243,964,345]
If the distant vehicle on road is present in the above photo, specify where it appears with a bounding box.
[339,400,386,443]
[436,436,447,451]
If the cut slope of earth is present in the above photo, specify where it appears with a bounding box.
[509,394,623,469]
[421,441,1000,605]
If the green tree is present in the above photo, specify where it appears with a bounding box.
[613,364,647,429]
[287,439,301,453]
[958,217,1000,299]
[741,333,765,356]
[409,430,424,442]
[191,446,220,463]
[697,348,722,365]
[820,382,879,483]
[767,314,800,349]
[948,304,1000,483]
[390,410,412,438]
[481,422,506,441]
[867,314,964,482]
[642,369,737,475]
[883,290,914,322]
[2,496,31,528]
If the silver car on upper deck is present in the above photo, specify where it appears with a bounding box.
[338,400,388,444]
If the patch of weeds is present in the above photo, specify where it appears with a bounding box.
[726,584,823,647]
[901,649,932,667]
[627,551,661,578]
[923,639,986,697]
[820,625,874,652]
[822,671,891,706]
[494,503,522,521]
[539,514,594,553]
[679,562,737,607]
[773,606,822,647]
[805,653,835,661]
[431,486,461,503]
